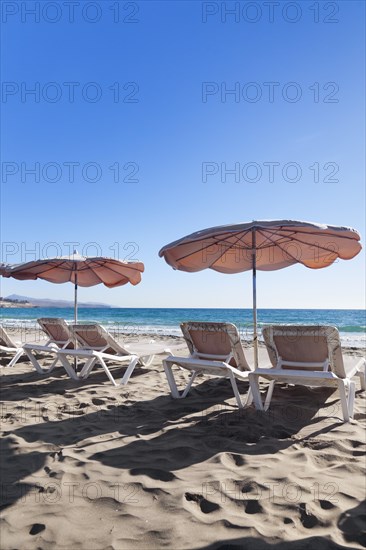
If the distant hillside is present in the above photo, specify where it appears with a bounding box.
[0,297,37,308]
[5,294,112,308]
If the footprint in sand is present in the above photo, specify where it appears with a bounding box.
[29,523,45,535]
[352,450,365,457]
[50,450,64,462]
[319,499,336,510]
[43,466,60,479]
[185,492,220,514]
[283,517,293,524]
[91,398,105,406]
[244,500,263,514]
[299,503,319,528]
[220,452,246,467]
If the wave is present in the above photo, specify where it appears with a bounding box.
[1,308,365,348]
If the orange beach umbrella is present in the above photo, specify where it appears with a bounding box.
[0,251,144,322]
[159,220,362,367]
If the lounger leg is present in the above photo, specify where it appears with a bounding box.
[163,360,198,399]
[23,348,46,374]
[181,371,197,398]
[338,381,350,422]
[79,357,98,379]
[97,357,118,386]
[57,354,79,380]
[120,356,139,385]
[228,371,245,409]
[248,374,264,411]
[47,355,60,372]
[139,355,154,367]
[96,356,137,387]
[163,361,181,399]
[8,349,24,368]
[245,388,253,407]
[358,369,366,391]
[348,381,356,419]
[229,375,253,409]
[264,380,275,411]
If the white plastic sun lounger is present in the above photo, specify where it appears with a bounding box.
[163,322,268,409]
[22,318,76,375]
[249,325,366,423]
[56,323,176,386]
[0,325,26,367]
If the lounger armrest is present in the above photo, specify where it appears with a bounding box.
[344,356,366,378]
[56,349,96,358]
[23,343,58,352]
[0,345,21,352]
[164,355,227,368]
[249,368,339,380]
[94,351,137,362]
[164,356,249,378]
[56,348,137,362]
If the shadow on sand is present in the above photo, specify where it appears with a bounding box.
[1,371,348,511]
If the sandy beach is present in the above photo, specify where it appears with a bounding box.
[3,0,365,547]
[1,332,365,550]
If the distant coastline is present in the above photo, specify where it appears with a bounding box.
[2,294,112,309]
[0,300,37,309]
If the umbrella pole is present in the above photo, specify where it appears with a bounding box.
[74,273,78,371]
[74,274,78,323]
[252,230,258,369]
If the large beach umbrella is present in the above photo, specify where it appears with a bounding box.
[159,220,362,367]
[0,251,144,322]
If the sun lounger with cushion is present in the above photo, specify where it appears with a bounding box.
[22,318,76,375]
[56,323,176,385]
[249,325,366,422]
[0,325,26,367]
[163,322,268,408]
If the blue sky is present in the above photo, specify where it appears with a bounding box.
[1,0,365,309]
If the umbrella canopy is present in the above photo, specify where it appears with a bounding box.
[159,220,361,273]
[0,252,144,322]
[159,219,362,367]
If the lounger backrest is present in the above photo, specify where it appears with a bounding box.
[38,318,74,348]
[262,325,346,378]
[0,325,16,348]
[70,323,129,356]
[181,322,251,372]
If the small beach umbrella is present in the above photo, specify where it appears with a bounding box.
[0,251,144,322]
[159,220,362,368]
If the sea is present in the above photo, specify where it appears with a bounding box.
[1,307,365,349]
